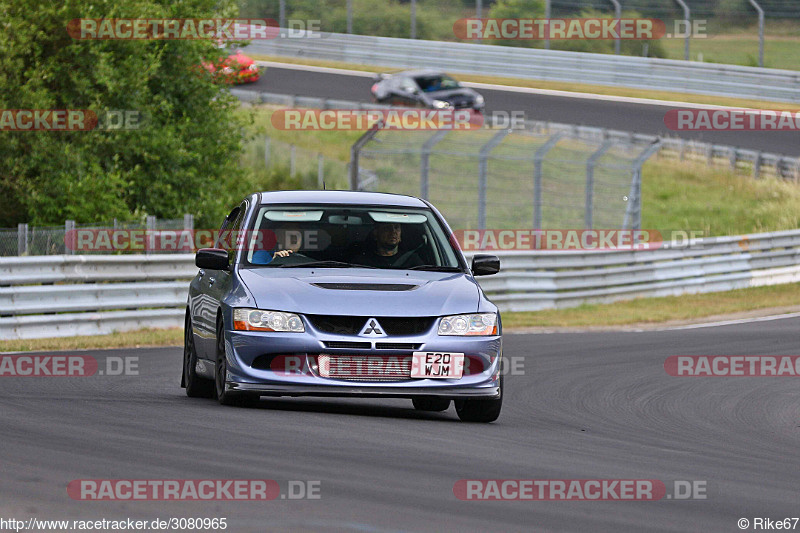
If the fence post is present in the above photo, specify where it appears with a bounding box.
[65,220,75,255]
[753,152,762,179]
[183,214,194,231]
[317,154,324,188]
[609,0,621,55]
[533,133,565,229]
[347,0,353,34]
[543,0,551,50]
[410,0,417,39]
[146,215,156,255]
[478,130,511,229]
[674,0,690,60]
[586,140,615,229]
[748,0,764,67]
[17,223,28,256]
[264,136,271,168]
[420,130,450,200]
[290,145,296,176]
[279,0,286,30]
[350,121,383,190]
[623,141,661,231]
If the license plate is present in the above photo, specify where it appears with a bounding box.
[410,352,464,379]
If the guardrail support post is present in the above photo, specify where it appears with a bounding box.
[533,133,565,229]
[478,129,511,229]
[586,140,615,229]
[420,130,450,200]
[183,214,194,232]
[350,121,383,190]
[623,141,661,231]
[609,0,621,55]
[279,0,286,31]
[346,0,353,34]
[674,0,690,60]
[17,223,28,256]
[748,0,764,67]
[65,220,75,255]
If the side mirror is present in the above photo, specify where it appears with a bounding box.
[196,248,230,271]
[471,254,500,276]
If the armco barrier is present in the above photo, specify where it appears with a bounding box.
[2,229,800,339]
[245,31,800,103]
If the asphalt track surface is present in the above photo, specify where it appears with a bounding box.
[2,318,799,532]
[243,65,800,156]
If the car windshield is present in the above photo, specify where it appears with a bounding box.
[242,205,462,270]
[414,75,461,92]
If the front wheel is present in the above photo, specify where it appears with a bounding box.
[455,376,503,423]
[214,317,258,407]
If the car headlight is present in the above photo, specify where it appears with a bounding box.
[475,94,484,105]
[432,99,451,109]
[233,308,305,332]
[438,313,497,336]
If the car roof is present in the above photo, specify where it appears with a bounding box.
[392,69,447,78]
[258,190,429,208]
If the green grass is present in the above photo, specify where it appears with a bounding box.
[642,158,800,236]
[0,328,182,353]
[502,282,800,328]
[660,35,800,70]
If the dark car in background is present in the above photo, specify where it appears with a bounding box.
[371,69,485,111]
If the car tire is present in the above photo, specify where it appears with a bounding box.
[454,376,503,423]
[214,316,258,407]
[182,311,214,398]
[412,397,451,412]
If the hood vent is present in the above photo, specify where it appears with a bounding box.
[312,283,418,291]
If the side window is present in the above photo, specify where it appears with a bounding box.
[226,202,247,264]
[399,77,417,93]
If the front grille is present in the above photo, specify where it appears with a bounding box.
[375,342,422,350]
[318,354,411,381]
[323,341,371,349]
[306,315,436,336]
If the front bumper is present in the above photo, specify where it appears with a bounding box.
[222,325,502,399]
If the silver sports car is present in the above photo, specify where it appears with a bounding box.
[182,190,503,422]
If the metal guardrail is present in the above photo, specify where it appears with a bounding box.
[3,228,800,339]
[0,255,196,340]
[470,228,800,311]
[244,31,800,103]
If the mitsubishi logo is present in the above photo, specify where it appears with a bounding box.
[359,318,387,337]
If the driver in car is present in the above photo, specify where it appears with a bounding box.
[355,222,424,268]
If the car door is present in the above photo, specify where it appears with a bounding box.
[190,203,245,361]
[391,77,422,107]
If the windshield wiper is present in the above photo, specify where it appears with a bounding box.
[280,261,378,269]
[407,265,462,272]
